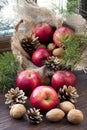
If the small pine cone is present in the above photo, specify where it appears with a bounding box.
[5,87,27,108]
[20,34,40,56]
[45,56,62,72]
[26,108,43,124]
[58,85,79,103]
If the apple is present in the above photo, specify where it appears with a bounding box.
[53,27,74,47]
[32,48,51,67]
[51,71,76,92]
[33,23,54,44]
[30,86,58,112]
[16,70,41,96]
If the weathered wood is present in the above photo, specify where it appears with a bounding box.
[0,71,87,130]
[0,35,11,53]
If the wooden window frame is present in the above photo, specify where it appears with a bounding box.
[0,34,11,53]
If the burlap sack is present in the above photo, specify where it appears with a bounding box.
[11,0,87,74]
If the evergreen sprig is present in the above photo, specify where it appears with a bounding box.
[67,0,79,13]
[62,34,87,70]
[0,51,18,93]
[50,0,79,14]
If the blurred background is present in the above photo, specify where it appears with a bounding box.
[0,0,87,52]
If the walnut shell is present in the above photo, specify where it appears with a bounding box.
[52,47,65,58]
[67,109,84,124]
[46,108,65,122]
[47,43,56,51]
[10,104,26,119]
[59,101,75,114]
[37,44,46,48]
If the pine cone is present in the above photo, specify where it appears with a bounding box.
[26,108,43,124]
[58,85,79,103]
[45,56,63,73]
[5,87,28,108]
[20,34,40,56]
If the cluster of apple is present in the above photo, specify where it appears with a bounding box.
[16,69,76,113]
[16,23,76,113]
[30,23,74,67]
[15,22,84,124]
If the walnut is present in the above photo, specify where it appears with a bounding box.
[46,108,65,122]
[59,101,75,114]
[67,109,84,124]
[10,104,26,119]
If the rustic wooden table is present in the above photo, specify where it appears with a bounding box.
[0,71,87,130]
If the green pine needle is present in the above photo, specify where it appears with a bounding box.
[0,51,19,93]
[62,34,87,70]
[67,0,79,13]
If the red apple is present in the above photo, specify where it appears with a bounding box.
[53,27,74,47]
[30,86,58,112]
[32,48,51,67]
[16,70,41,96]
[33,23,54,44]
[51,71,76,92]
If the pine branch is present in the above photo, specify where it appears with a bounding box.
[0,52,19,93]
[67,0,79,13]
[62,34,87,70]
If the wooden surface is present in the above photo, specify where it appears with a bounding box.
[0,71,87,130]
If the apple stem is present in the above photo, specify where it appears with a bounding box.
[28,74,31,77]
[45,95,50,101]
